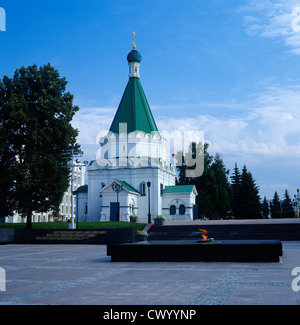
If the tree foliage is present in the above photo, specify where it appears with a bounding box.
[238,165,262,219]
[176,142,231,219]
[281,189,295,218]
[262,196,270,219]
[176,144,262,220]
[0,63,79,227]
[270,191,281,218]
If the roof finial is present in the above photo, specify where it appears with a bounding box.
[133,30,136,50]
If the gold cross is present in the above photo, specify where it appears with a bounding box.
[133,31,136,49]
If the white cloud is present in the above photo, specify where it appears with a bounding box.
[71,107,115,161]
[241,0,300,54]
[73,82,300,162]
[72,107,114,145]
[156,82,300,159]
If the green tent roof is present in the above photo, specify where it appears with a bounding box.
[109,49,158,136]
[109,77,158,134]
[163,185,195,194]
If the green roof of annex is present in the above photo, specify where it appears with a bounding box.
[163,185,196,194]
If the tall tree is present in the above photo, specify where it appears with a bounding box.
[230,163,242,219]
[210,153,231,218]
[270,191,281,218]
[0,63,79,228]
[0,133,16,219]
[230,164,261,219]
[281,189,295,218]
[175,142,231,219]
[262,196,270,219]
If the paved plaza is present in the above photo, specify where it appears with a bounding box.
[0,241,300,305]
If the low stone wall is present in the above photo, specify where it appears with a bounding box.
[0,228,137,244]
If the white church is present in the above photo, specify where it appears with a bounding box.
[74,42,197,223]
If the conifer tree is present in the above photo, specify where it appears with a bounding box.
[262,196,270,219]
[210,153,231,218]
[238,165,262,219]
[230,163,242,219]
[230,164,261,219]
[175,142,231,219]
[281,189,295,218]
[270,191,281,218]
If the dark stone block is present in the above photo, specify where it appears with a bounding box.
[0,228,15,244]
[148,223,300,241]
[107,239,282,262]
[0,228,137,244]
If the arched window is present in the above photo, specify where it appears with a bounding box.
[179,205,186,215]
[140,182,146,195]
[170,205,176,215]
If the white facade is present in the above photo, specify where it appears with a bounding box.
[59,162,86,221]
[76,132,197,223]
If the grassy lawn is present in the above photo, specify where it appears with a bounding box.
[0,221,147,230]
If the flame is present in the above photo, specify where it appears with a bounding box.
[199,228,208,241]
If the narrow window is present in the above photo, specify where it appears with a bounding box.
[140,182,146,195]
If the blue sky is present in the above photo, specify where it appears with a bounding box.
[1,0,300,200]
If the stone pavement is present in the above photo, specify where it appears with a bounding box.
[0,242,300,305]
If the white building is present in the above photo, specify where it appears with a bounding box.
[74,45,197,223]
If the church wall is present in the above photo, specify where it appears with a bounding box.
[86,141,177,222]
[87,169,103,222]
[76,192,88,222]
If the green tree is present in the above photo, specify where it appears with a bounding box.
[230,163,242,219]
[175,142,231,219]
[0,63,79,228]
[210,153,231,218]
[230,164,261,219]
[281,189,295,218]
[262,196,270,219]
[0,136,16,219]
[270,191,281,218]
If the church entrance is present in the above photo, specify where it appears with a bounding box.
[110,202,120,221]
